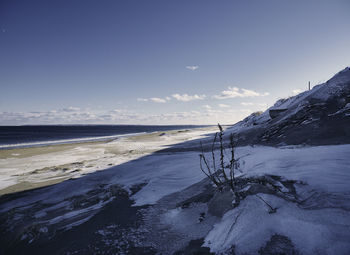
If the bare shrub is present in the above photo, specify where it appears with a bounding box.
[199,124,279,212]
[199,124,237,192]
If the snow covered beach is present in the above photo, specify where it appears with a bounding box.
[1,130,350,254]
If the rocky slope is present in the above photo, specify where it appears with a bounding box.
[229,67,350,146]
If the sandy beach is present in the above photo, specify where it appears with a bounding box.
[0,127,216,196]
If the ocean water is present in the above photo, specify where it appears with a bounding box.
[0,125,207,149]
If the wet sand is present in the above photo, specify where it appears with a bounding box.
[0,139,113,159]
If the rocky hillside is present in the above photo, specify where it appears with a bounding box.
[230,67,350,146]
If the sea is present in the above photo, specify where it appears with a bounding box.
[0,125,208,149]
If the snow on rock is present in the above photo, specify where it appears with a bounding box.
[204,194,350,254]
[236,145,350,195]
[312,67,350,101]
[128,144,350,254]
[273,67,350,110]
[329,102,350,116]
[230,67,350,136]
[202,144,350,254]
[122,144,350,207]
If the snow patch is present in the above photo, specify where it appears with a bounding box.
[204,194,350,254]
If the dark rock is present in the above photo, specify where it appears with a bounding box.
[207,189,234,217]
[173,238,214,255]
[177,186,214,209]
[198,212,206,222]
[269,109,288,119]
[130,182,148,195]
[259,234,298,255]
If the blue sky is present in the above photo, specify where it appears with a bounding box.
[1,0,349,125]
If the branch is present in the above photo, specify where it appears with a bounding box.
[218,124,230,183]
[255,194,277,214]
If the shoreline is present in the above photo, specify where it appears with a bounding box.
[0,135,131,150]
[0,125,212,150]
[0,126,216,196]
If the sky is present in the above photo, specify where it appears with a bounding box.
[0,0,349,125]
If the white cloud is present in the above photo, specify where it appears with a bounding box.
[186,65,199,71]
[240,102,268,111]
[149,97,167,103]
[218,104,230,108]
[213,86,269,99]
[0,106,256,125]
[62,106,81,112]
[292,89,303,95]
[172,93,206,102]
[137,97,169,103]
[203,105,212,110]
[241,102,254,106]
[0,107,139,125]
[111,109,126,113]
